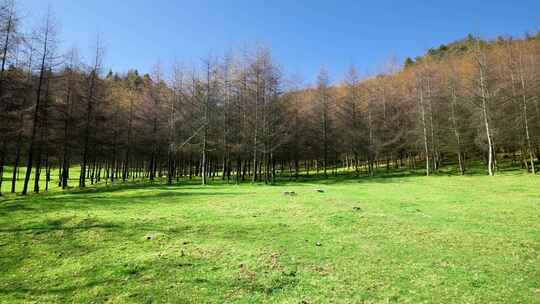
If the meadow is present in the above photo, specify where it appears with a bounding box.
[0,167,539,303]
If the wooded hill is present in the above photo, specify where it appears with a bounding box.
[0,1,539,195]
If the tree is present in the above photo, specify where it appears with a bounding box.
[59,48,80,189]
[79,37,104,187]
[314,67,333,177]
[340,65,363,174]
[22,9,57,195]
[473,41,496,176]
[0,0,19,195]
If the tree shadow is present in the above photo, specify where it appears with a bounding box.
[65,181,182,195]
[273,169,427,186]
[0,216,121,234]
[271,162,530,186]
[0,203,35,216]
[0,186,247,216]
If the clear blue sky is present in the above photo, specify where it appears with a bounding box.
[21,0,540,82]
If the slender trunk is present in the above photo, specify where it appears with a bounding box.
[322,93,328,178]
[37,74,51,193]
[23,29,49,195]
[518,57,536,174]
[0,10,12,98]
[479,61,494,176]
[80,71,97,187]
[167,91,176,185]
[123,96,134,182]
[367,102,375,177]
[450,87,464,175]
[201,67,210,185]
[252,76,259,183]
[0,12,13,194]
[418,81,430,176]
[61,74,74,189]
[11,121,22,193]
[426,79,438,171]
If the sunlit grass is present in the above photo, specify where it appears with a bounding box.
[0,166,539,303]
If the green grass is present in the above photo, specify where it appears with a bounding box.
[0,169,539,303]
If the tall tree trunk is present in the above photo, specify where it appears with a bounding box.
[518,56,536,174]
[22,23,49,195]
[123,96,134,182]
[478,59,494,176]
[0,10,13,195]
[426,79,438,171]
[11,119,22,193]
[418,80,430,176]
[450,87,464,175]
[61,72,74,189]
[167,109,175,185]
[80,70,97,187]
[201,62,211,185]
[252,76,259,184]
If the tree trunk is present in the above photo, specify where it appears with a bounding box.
[450,87,464,175]
[418,80,430,176]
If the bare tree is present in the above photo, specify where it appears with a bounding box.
[314,67,332,177]
[473,42,496,176]
[79,36,104,187]
[22,8,57,195]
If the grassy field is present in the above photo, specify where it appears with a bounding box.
[0,169,539,303]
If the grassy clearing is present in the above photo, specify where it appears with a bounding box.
[0,169,539,303]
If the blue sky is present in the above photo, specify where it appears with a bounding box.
[20,0,540,83]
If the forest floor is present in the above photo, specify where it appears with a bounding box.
[0,168,539,303]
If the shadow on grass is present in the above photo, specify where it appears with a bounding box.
[273,169,426,186]
[0,213,296,302]
[66,180,190,195]
[0,202,35,214]
[272,161,532,186]
[0,216,120,233]
[0,191,246,217]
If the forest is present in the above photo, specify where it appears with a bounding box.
[0,2,539,197]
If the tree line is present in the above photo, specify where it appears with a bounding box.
[0,2,538,195]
